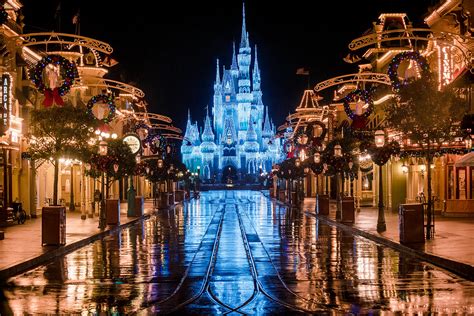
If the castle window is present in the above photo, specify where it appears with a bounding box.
[225,95,230,102]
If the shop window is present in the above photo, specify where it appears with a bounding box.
[457,167,467,200]
[448,166,454,199]
[471,168,474,199]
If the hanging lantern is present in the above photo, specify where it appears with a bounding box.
[314,152,321,164]
[401,163,409,173]
[157,159,163,168]
[299,148,307,161]
[334,144,342,157]
[99,141,108,156]
[113,163,119,173]
[375,130,385,148]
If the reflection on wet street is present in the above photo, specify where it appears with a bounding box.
[1,190,474,314]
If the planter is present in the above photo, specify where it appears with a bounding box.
[42,206,66,246]
[316,194,330,215]
[174,190,184,203]
[340,197,355,223]
[106,199,120,225]
[133,196,144,217]
[399,203,424,243]
[158,192,170,209]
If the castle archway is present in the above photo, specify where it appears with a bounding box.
[222,165,237,183]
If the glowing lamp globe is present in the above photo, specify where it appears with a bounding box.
[375,130,385,148]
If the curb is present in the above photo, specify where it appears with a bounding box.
[0,200,188,282]
[262,192,474,282]
[304,211,474,282]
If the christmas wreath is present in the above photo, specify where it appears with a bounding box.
[343,89,373,129]
[86,94,116,124]
[30,54,77,107]
[307,121,327,147]
[388,51,430,92]
[146,133,166,154]
[134,122,150,140]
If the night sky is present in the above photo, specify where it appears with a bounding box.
[22,0,434,131]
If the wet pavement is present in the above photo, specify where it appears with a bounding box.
[1,190,474,314]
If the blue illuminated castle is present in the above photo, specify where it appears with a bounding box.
[181,3,282,182]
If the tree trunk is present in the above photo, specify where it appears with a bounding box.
[53,158,59,206]
[426,142,433,240]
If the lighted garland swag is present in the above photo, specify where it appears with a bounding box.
[387,51,430,92]
[86,94,116,124]
[30,54,77,97]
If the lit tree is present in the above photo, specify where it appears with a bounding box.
[28,105,97,206]
[384,74,469,238]
[87,139,137,196]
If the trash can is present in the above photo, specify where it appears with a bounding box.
[399,203,424,243]
[134,196,144,217]
[316,194,330,215]
[167,192,175,205]
[278,190,286,202]
[174,190,184,203]
[158,192,169,209]
[340,197,355,223]
[106,199,120,225]
[42,206,66,246]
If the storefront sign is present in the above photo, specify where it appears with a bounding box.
[123,134,141,155]
[1,74,10,136]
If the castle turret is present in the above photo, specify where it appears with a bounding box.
[201,108,216,153]
[231,41,239,78]
[244,119,259,153]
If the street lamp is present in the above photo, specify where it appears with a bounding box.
[98,140,107,230]
[373,129,389,232]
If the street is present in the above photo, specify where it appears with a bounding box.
[1,190,473,314]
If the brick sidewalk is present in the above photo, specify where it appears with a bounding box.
[268,193,474,281]
[0,199,175,280]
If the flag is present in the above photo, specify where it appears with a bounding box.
[72,10,80,24]
[296,67,309,75]
[54,2,61,19]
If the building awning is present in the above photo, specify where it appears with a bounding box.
[454,152,474,167]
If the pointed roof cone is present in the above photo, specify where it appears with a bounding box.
[231,41,238,70]
[202,106,215,142]
[215,59,221,85]
[296,90,320,111]
[246,118,257,141]
[240,2,249,49]
[253,45,261,86]
[263,106,272,135]
[188,108,191,122]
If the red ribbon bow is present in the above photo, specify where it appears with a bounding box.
[43,88,64,107]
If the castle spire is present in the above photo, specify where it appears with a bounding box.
[253,44,261,90]
[240,2,249,49]
[231,41,238,70]
[263,106,271,136]
[215,59,220,85]
[202,106,215,142]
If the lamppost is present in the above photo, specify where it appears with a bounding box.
[334,144,343,220]
[96,130,118,230]
[370,129,399,232]
[98,140,107,230]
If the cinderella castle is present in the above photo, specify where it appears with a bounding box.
[181,3,282,183]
